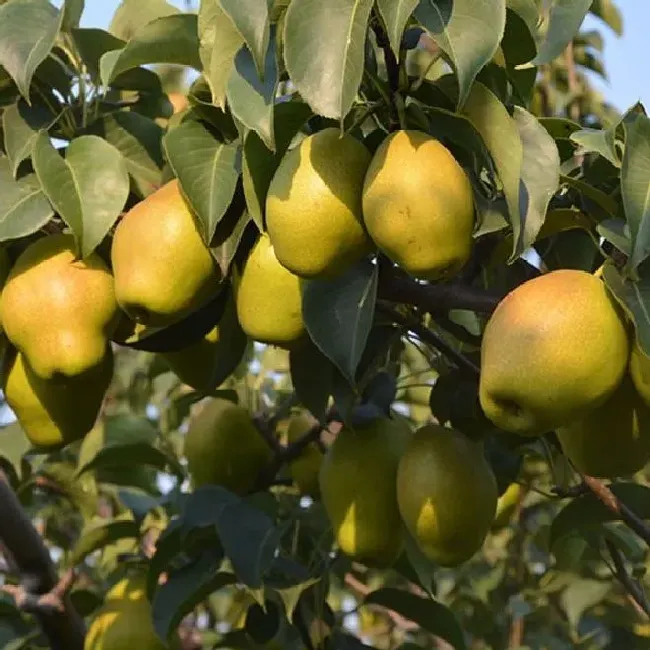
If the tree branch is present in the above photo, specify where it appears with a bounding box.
[0,472,86,650]
[377,303,480,377]
[370,10,401,130]
[605,539,650,619]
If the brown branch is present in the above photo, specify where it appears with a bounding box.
[564,42,581,123]
[377,303,480,377]
[605,539,650,619]
[370,9,400,130]
[0,472,86,649]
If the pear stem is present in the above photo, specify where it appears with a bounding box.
[0,472,86,649]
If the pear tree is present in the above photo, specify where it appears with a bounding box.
[2,1,650,650]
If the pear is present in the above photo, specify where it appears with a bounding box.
[111,179,222,328]
[397,425,498,567]
[265,128,373,278]
[479,270,629,436]
[286,410,322,498]
[184,398,273,494]
[557,374,650,478]
[362,130,475,280]
[161,291,248,393]
[235,234,305,347]
[84,574,167,650]
[630,339,650,408]
[319,417,409,567]
[3,345,113,449]
[0,234,118,381]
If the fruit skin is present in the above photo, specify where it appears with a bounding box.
[2,345,113,449]
[184,398,273,494]
[161,291,248,393]
[265,128,373,279]
[235,234,305,347]
[630,340,650,408]
[0,234,118,381]
[557,374,650,478]
[287,410,322,498]
[111,179,222,328]
[397,425,498,567]
[84,574,166,650]
[362,130,475,281]
[479,270,629,436]
[319,417,409,567]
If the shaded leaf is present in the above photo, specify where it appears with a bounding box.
[0,156,53,241]
[365,588,467,650]
[0,0,63,100]
[377,0,419,57]
[210,206,252,277]
[163,120,241,243]
[61,0,84,31]
[110,0,180,42]
[226,28,278,151]
[513,106,560,253]
[462,81,522,260]
[283,0,374,119]
[560,579,610,633]
[302,259,378,385]
[0,422,31,482]
[220,0,271,79]
[415,0,507,107]
[100,14,201,87]
[2,99,51,176]
[198,0,243,109]
[32,132,130,257]
[289,337,334,423]
[69,517,140,566]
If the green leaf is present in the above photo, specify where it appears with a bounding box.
[198,0,243,110]
[220,0,271,79]
[69,517,140,566]
[590,0,623,36]
[210,206,252,277]
[242,100,312,229]
[522,0,593,67]
[2,99,51,176]
[622,112,650,273]
[61,0,84,31]
[163,120,241,244]
[283,0,374,119]
[415,0,507,107]
[462,81,523,261]
[226,29,278,151]
[513,107,560,254]
[561,174,619,220]
[153,553,235,641]
[560,579,610,633]
[570,127,621,168]
[377,0,419,57]
[100,14,201,87]
[365,588,467,650]
[0,0,63,101]
[71,27,125,80]
[302,259,378,385]
[289,338,334,423]
[500,7,537,103]
[90,111,164,199]
[0,156,53,241]
[0,422,31,482]
[110,0,180,42]
[32,132,130,257]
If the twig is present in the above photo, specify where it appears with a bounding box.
[564,42,581,123]
[377,303,480,377]
[0,472,86,649]
[605,539,650,619]
[370,10,401,130]
[3,569,77,616]
[582,475,650,547]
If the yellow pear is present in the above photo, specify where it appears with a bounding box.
[160,291,248,393]
[265,128,373,278]
[397,425,497,567]
[235,234,305,347]
[0,247,12,332]
[630,339,650,408]
[319,417,409,567]
[184,398,273,494]
[287,410,322,498]
[479,270,629,436]
[0,234,118,381]
[362,130,475,280]
[2,345,113,449]
[557,374,650,478]
[84,574,166,650]
[111,179,222,328]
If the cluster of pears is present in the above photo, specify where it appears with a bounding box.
[479,268,650,478]
[236,126,475,348]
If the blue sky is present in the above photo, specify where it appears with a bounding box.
[76,0,648,115]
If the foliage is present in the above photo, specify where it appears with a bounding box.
[2,1,650,650]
